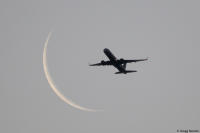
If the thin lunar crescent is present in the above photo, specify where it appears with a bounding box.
[43,32,98,112]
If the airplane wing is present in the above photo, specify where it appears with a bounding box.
[89,60,112,66]
[117,58,148,64]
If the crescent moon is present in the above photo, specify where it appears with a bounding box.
[43,32,99,112]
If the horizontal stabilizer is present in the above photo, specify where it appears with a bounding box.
[115,70,137,74]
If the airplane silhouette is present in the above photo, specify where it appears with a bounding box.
[89,48,148,74]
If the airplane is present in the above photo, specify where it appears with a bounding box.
[89,48,148,74]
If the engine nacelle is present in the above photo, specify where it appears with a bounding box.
[120,58,124,62]
[101,60,105,65]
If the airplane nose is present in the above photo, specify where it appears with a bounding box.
[103,48,109,53]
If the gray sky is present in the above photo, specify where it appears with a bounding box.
[1,0,200,133]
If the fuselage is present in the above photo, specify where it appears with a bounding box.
[103,48,126,73]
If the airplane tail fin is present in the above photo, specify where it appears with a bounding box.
[115,70,137,74]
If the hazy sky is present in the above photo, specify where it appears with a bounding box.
[1,0,200,133]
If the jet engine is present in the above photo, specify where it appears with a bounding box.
[101,60,105,65]
[120,58,124,62]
